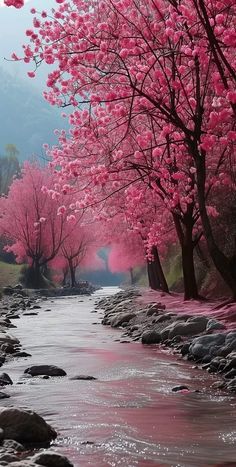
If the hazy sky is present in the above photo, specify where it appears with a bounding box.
[0,0,55,90]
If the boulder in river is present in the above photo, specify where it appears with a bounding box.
[0,373,13,386]
[0,407,57,444]
[161,316,209,341]
[31,451,74,467]
[24,365,67,377]
[141,330,161,345]
[172,385,189,392]
[70,375,97,381]
[110,312,136,328]
[0,391,10,399]
[188,333,226,360]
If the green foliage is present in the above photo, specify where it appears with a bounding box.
[164,248,183,292]
[0,147,20,195]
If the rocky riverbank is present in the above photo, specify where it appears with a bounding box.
[96,288,236,394]
[0,285,74,466]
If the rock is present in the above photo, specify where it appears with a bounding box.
[0,333,19,345]
[13,351,32,358]
[0,392,10,399]
[31,451,74,467]
[70,375,97,380]
[0,453,19,463]
[224,332,236,350]
[2,286,14,296]
[222,354,236,372]
[0,373,13,386]
[0,355,6,366]
[206,319,225,331]
[0,428,4,442]
[172,385,189,392]
[13,284,23,290]
[226,377,236,392]
[189,334,226,360]
[24,365,67,377]
[180,343,191,356]
[2,439,25,452]
[224,368,236,379]
[110,312,136,328]
[154,314,172,324]
[141,330,161,345]
[0,407,57,444]
[166,316,209,340]
[146,308,159,317]
[1,343,16,354]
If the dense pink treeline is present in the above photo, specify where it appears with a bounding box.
[0,163,102,287]
[5,0,236,297]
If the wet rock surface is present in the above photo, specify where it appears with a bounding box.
[24,365,67,377]
[0,407,57,444]
[31,451,74,466]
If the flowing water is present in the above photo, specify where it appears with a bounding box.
[3,287,236,467]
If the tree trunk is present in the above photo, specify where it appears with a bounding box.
[152,246,169,293]
[147,259,161,290]
[173,214,199,300]
[182,242,198,300]
[129,268,135,285]
[196,155,236,298]
[147,246,169,293]
[69,260,76,287]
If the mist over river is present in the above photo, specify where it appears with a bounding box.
[3,287,236,467]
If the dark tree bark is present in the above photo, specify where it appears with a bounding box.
[173,213,199,300]
[196,156,236,298]
[147,246,169,293]
[129,267,135,285]
[69,259,76,287]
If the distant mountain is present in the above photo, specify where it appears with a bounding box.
[0,68,67,161]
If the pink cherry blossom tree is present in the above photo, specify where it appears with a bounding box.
[0,162,80,287]
[14,0,236,297]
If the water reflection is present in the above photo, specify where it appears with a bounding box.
[3,287,236,467]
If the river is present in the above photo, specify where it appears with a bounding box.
[3,287,236,467]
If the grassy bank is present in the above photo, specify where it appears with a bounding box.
[0,260,21,289]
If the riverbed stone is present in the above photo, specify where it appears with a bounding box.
[0,407,57,444]
[31,451,74,467]
[189,333,226,360]
[224,368,236,379]
[24,365,67,377]
[0,392,10,399]
[13,351,32,358]
[226,377,236,392]
[225,332,236,348]
[110,312,136,328]
[1,439,25,452]
[70,375,97,380]
[0,333,19,345]
[172,385,189,392]
[141,330,161,344]
[0,453,19,463]
[206,319,225,331]
[161,316,208,341]
[0,373,13,386]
